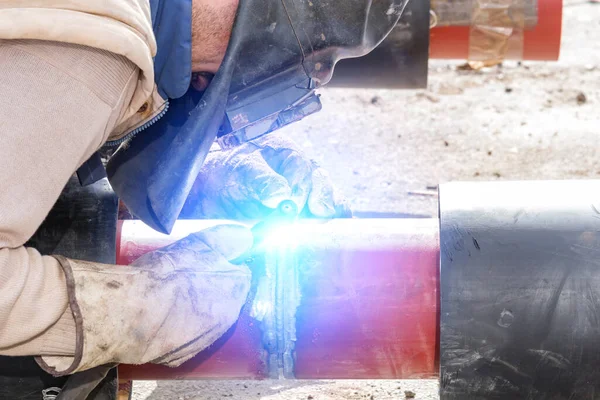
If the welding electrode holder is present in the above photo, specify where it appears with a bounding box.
[231,200,299,265]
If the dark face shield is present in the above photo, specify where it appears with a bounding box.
[107,0,409,234]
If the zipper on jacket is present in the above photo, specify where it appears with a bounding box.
[104,100,170,148]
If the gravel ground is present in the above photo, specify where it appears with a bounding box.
[132,380,439,400]
[133,2,599,399]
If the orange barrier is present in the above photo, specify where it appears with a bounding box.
[430,0,562,60]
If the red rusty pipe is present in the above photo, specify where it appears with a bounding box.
[117,219,441,380]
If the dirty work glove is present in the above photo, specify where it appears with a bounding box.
[38,225,253,376]
[180,133,351,220]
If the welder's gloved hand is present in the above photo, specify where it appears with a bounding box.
[38,225,253,375]
[180,133,351,220]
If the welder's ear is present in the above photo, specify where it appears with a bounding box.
[191,72,214,92]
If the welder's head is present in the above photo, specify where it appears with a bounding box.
[107,0,409,235]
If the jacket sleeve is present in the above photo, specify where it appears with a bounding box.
[0,39,138,357]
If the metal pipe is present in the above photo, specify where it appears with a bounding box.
[117,218,441,380]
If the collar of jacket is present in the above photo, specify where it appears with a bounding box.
[150,0,193,100]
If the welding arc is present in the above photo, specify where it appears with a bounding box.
[231,200,299,265]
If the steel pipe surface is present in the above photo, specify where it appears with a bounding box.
[117,219,441,380]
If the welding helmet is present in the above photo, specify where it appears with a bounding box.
[107,0,408,234]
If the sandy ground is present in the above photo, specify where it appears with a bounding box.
[133,2,599,399]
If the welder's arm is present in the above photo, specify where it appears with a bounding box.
[180,133,352,220]
[0,40,139,359]
[1,40,256,378]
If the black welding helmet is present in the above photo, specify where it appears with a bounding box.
[107,0,409,234]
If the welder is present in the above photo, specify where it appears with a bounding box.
[0,0,404,378]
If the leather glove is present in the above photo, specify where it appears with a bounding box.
[179,133,351,220]
[38,224,253,376]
